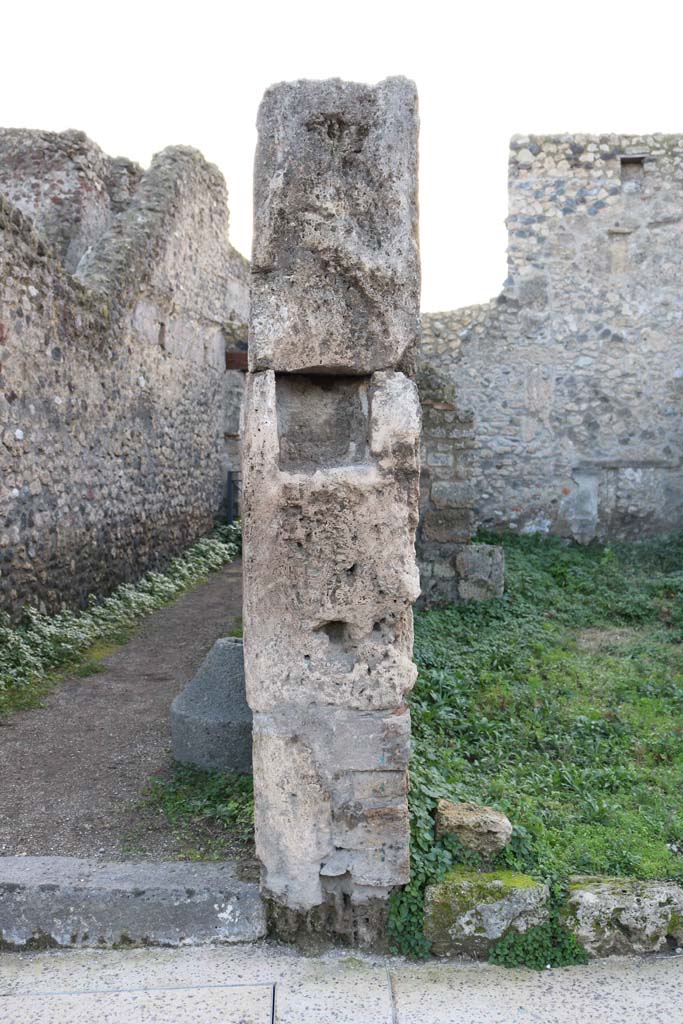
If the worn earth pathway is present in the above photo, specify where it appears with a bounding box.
[0,562,243,861]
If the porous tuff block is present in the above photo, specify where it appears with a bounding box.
[252,707,411,909]
[245,77,421,939]
[242,371,420,715]
[562,877,683,956]
[434,799,512,857]
[171,638,252,774]
[242,368,420,916]
[250,77,420,375]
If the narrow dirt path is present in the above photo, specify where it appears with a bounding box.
[0,561,243,860]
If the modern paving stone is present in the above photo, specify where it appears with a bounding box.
[2,944,682,1023]
[389,955,683,1024]
[0,984,273,1023]
[0,945,394,1023]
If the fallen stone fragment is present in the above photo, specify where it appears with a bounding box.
[0,857,266,949]
[171,638,252,774]
[424,868,549,958]
[562,876,683,956]
[435,799,513,857]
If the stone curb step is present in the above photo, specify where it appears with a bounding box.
[0,857,266,949]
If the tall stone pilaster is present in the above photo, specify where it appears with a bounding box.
[243,77,421,945]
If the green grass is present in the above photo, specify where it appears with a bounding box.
[141,764,254,861]
[7,519,681,960]
[227,616,244,638]
[0,523,241,716]
[390,531,683,958]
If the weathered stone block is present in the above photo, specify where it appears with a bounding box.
[314,706,412,773]
[456,544,505,601]
[245,77,420,939]
[562,877,683,956]
[250,706,412,910]
[171,638,252,775]
[431,480,476,509]
[242,370,420,714]
[435,799,512,857]
[416,542,506,609]
[422,508,474,543]
[252,723,334,910]
[250,77,419,375]
[0,857,266,948]
[424,868,549,958]
[432,561,457,579]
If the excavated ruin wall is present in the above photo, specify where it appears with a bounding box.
[415,356,504,607]
[0,134,248,619]
[420,135,683,544]
[0,129,143,274]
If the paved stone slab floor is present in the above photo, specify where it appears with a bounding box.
[0,984,273,1024]
[1,943,683,1023]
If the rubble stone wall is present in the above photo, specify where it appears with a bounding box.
[0,132,248,619]
[415,361,504,606]
[0,129,143,274]
[420,135,683,543]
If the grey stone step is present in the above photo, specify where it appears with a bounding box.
[0,857,266,949]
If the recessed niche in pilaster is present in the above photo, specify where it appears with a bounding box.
[276,374,370,471]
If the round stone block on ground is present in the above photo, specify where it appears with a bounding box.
[424,868,549,958]
[171,637,252,774]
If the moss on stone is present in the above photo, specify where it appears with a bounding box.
[427,869,537,932]
[568,876,626,892]
[440,867,536,896]
[668,911,683,937]
[424,868,548,958]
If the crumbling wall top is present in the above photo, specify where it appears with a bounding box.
[77,145,249,327]
[0,128,141,273]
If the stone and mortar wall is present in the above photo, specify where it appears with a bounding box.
[415,361,504,606]
[243,77,421,945]
[0,129,142,274]
[0,131,248,619]
[420,135,683,543]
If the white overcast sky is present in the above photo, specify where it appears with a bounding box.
[1,0,679,310]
